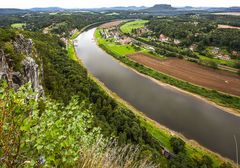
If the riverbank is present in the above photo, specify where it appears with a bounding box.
[95,28,240,115]
[70,29,236,167]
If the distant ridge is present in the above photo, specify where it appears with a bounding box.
[144,4,176,12]
[0,5,240,15]
[0,8,29,15]
[30,7,64,12]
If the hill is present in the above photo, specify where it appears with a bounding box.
[0,8,29,15]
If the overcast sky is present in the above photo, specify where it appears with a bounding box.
[1,0,240,9]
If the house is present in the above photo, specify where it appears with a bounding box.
[174,39,181,45]
[159,34,169,42]
[119,37,132,45]
[211,47,220,55]
[232,51,239,57]
[189,44,197,51]
[135,28,149,35]
[215,54,231,60]
[148,46,155,51]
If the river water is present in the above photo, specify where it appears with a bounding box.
[75,28,240,162]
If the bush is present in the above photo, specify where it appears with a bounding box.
[170,137,185,154]
[0,82,103,167]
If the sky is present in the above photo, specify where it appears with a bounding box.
[0,0,240,9]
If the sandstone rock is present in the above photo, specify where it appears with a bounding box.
[0,34,44,99]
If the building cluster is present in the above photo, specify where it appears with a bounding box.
[159,34,181,45]
[211,47,231,60]
[101,28,133,45]
[159,34,169,42]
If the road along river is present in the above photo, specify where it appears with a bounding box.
[75,28,240,162]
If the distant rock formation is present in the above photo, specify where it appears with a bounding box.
[144,4,176,13]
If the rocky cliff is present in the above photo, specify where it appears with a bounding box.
[0,34,44,98]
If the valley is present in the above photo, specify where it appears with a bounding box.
[0,3,240,168]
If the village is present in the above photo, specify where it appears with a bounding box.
[100,23,239,63]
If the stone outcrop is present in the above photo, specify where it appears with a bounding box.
[0,34,44,98]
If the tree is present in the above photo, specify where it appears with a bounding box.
[0,82,104,167]
[198,155,213,168]
[170,137,186,154]
[169,153,196,168]
[219,162,232,168]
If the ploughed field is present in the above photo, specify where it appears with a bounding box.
[128,53,240,96]
[218,24,240,29]
[99,20,125,29]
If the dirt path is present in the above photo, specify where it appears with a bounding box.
[128,53,240,96]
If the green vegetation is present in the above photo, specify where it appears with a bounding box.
[147,17,240,64]
[11,23,26,29]
[0,29,24,71]
[0,82,101,167]
[198,55,237,67]
[0,12,121,37]
[170,137,186,154]
[0,27,167,167]
[0,82,158,167]
[0,11,237,167]
[97,29,161,58]
[21,29,172,166]
[120,20,148,34]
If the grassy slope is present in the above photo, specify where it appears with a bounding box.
[199,55,237,67]
[120,20,149,34]
[11,23,26,29]
[97,29,164,59]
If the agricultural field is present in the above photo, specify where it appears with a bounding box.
[198,55,237,68]
[99,20,125,29]
[120,20,148,34]
[213,12,240,16]
[218,24,240,29]
[11,23,26,29]
[128,53,240,96]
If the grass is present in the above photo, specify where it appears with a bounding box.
[106,12,119,16]
[120,20,149,34]
[78,140,159,168]
[198,54,237,67]
[96,29,163,59]
[67,40,79,61]
[11,23,26,29]
[71,31,81,40]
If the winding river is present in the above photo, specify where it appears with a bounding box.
[75,28,240,162]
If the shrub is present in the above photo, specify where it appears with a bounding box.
[169,137,185,154]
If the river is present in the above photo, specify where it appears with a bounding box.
[75,28,240,162]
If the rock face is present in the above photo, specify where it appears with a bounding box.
[0,34,44,98]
